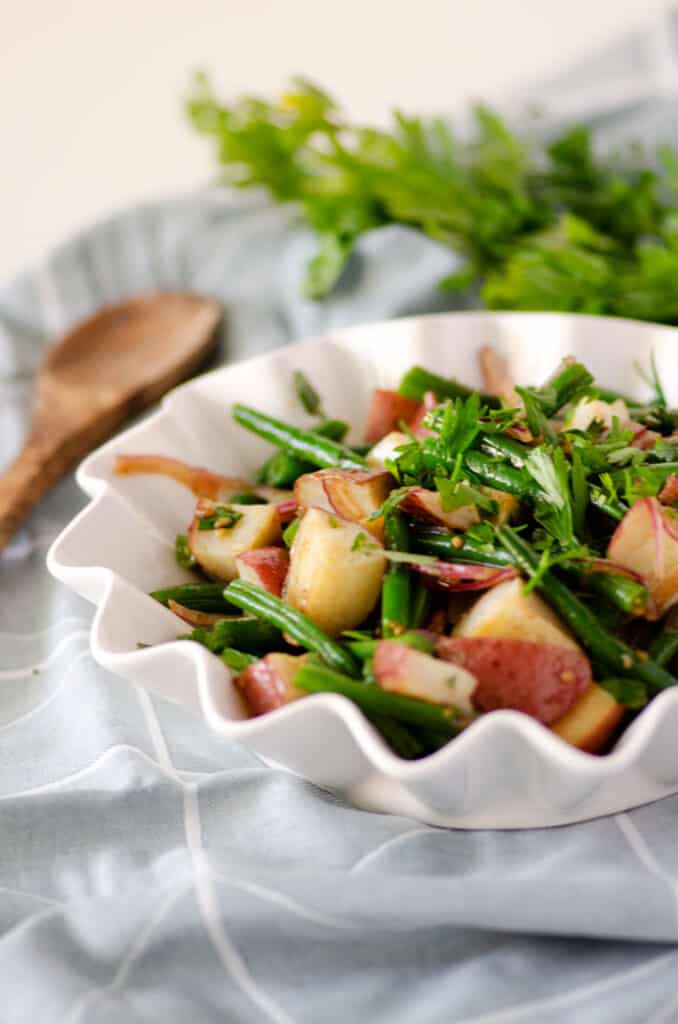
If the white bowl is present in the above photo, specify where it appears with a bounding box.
[47,311,678,829]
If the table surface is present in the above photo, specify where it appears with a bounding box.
[1,0,672,285]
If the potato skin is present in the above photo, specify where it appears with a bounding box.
[453,578,622,750]
[437,636,591,724]
[294,468,393,538]
[237,653,306,715]
[374,640,477,715]
[608,497,678,617]
[236,547,289,597]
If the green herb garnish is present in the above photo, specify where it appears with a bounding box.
[293,369,323,416]
[197,505,243,531]
[175,533,196,568]
[188,75,678,323]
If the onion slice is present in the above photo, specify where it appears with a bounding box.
[114,454,253,501]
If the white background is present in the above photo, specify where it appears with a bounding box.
[1,0,672,285]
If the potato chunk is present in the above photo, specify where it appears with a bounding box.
[455,578,580,649]
[188,500,281,582]
[550,684,624,753]
[237,653,307,715]
[374,640,477,715]
[366,431,411,469]
[294,468,393,538]
[608,497,678,616]
[285,508,386,636]
[455,578,621,751]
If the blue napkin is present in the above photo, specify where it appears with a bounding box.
[2,15,678,1022]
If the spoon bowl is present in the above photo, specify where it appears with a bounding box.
[0,291,221,553]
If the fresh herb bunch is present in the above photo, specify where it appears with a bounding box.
[187,74,678,315]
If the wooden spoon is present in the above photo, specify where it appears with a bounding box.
[0,291,222,554]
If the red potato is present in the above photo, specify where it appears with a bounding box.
[400,487,518,531]
[374,640,477,715]
[188,499,282,582]
[436,636,592,724]
[294,468,393,538]
[608,497,678,617]
[366,431,411,469]
[453,578,621,751]
[400,488,479,530]
[236,653,306,715]
[236,547,289,597]
[364,389,420,443]
[114,454,254,501]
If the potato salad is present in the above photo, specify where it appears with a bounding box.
[115,348,678,759]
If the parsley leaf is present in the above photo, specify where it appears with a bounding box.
[293,369,323,416]
[524,447,577,549]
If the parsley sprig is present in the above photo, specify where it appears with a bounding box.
[188,75,678,322]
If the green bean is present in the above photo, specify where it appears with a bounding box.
[382,509,411,637]
[256,419,349,486]
[175,533,196,569]
[235,405,365,471]
[294,663,462,734]
[398,366,497,406]
[649,629,678,669]
[496,526,677,691]
[414,526,648,616]
[463,451,540,499]
[220,648,258,672]
[185,616,283,655]
[577,568,649,618]
[410,579,433,628]
[414,527,511,566]
[224,580,358,676]
[477,432,530,468]
[348,631,436,660]
[151,583,239,613]
[597,677,648,709]
[367,716,429,759]
[589,487,626,522]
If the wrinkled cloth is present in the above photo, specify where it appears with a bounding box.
[3,14,678,1023]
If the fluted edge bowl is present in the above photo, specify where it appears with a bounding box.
[47,311,678,828]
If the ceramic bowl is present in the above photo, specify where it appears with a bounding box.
[47,311,678,828]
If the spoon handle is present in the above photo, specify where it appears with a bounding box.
[0,434,71,554]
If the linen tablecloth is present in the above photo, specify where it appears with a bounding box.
[3,14,678,1022]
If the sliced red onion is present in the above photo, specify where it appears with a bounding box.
[276,499,298,523]
[411,561,518,592]
[646,497,666,577]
